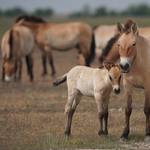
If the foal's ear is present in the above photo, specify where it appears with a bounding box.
[103,62,112,71]
[131,22,138,34]
[117,22,123,34]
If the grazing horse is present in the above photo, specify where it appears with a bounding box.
[117,19,150,141]
[1,26,35,81]
[14,15,95,76]
[53,62,121,136]
[100,26,150,64]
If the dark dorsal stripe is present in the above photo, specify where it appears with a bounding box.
[99,34,120,63]
[15,15,46,23]
[8,29,13,59]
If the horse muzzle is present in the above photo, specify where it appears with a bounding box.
[113,85,120,94]
[119,57,131,73]
[5,76,12,82]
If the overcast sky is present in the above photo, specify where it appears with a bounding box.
[1,0,150,14]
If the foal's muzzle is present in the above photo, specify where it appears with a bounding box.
[119,57,131,73]
[113,85,120,94]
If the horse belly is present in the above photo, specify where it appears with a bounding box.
[47,33,78,50]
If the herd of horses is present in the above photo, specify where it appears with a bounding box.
[1,15,150,142]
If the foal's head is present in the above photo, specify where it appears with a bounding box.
[117,19,138,73]
[103,62,121,94]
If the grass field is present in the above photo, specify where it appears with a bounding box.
[0,16,149,150]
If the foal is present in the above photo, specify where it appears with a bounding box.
[53,62,121,136]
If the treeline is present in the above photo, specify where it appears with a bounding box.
[70,3,150,17]
[0,7,54,17]
[1,3,150,17]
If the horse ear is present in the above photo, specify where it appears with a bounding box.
[117,22,123,34]
[13,18,25,28]
[103,62,112,71]
[131,22,138,34]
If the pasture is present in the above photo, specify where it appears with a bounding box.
[0,17,149,149]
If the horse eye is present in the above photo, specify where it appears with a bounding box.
[109,75,112,81]
[133,43,136,47]
[117,43,120,47]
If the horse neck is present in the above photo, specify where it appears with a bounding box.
[102,69,112,88]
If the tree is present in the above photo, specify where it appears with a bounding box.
[93,6,107,17]
[34,8,54,17]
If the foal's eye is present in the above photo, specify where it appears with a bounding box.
[133,43,136,47]
[117,43,120,47]
[109,75,112,81]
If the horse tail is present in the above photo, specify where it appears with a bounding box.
[99,34,120,63]
[8,29,13,59]
[90,32,96,62]
[53,73,67,87]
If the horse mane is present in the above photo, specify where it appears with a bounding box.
[93,25,98,30]
[99,34,120,63]
[15,15,46,23]
[8,29,13,59]
[99,62,116,69]
[123,19,134,34]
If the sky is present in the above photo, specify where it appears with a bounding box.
[1,0,150,14]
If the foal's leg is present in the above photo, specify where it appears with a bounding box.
[44,46,55,77]
[41,51,47,76]
[120,80,133,141]
[64,90,81,136]
[144,89,150,142]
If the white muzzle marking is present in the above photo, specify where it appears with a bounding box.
[113,85,119,91]
[5,76,12,82]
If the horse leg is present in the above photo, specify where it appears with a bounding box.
[27,55,34,82]
[2,60,5,81]
[25,56,30,75]
[14,62,18,81]
[18,59,22,81]
[144,89,150,142]
[44,46,55,77]
[41,51,47,76]
[64,90,80,136]
[120,80,133,141]
[103,101,109,135]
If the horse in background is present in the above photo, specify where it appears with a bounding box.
[14,15,95,76]
[117,19,150,142]
[1,26,35,82]
[53,62,121,136]
[100,25,150,64]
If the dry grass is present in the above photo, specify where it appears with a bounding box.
[0,17,149,150]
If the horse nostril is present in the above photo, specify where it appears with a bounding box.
[119,63,129,70]
[114,88,120,94]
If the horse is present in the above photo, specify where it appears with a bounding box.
[117,19,150,142]
[14,15,95,76]
[1,26,35,82]
[100,26,150,64]
[93,25,117,58]
[53,62,121,136]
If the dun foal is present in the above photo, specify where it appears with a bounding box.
[53,62,121,136]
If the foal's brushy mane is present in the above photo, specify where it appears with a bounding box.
[99,34,120,63]
[99,62,116,69]
[15,15,46,23]
[123,19,134,34]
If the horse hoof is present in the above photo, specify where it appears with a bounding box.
[119,137,128,142]
[144,136,150,142]
[41,72,47,76]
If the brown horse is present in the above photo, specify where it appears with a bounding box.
[100,26,150,64]
[1,26,35,81]
[117,19,150,142]
[14,15,95,76]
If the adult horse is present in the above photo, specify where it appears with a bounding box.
[1,26,35,82]
[100,26,150,64]
[14,15,95,76]
[117,19,150,142]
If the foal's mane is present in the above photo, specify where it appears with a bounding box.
[99,62,116,69]
[99,34,120,63]
[15,15,46,23]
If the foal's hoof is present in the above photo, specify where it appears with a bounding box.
[64,132,71,137]
[119,137,128,142]
[144,136,150,142]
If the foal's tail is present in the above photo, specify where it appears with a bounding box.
[53,73,68,86]
[90,33,96,62]
[8,29,13,59]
